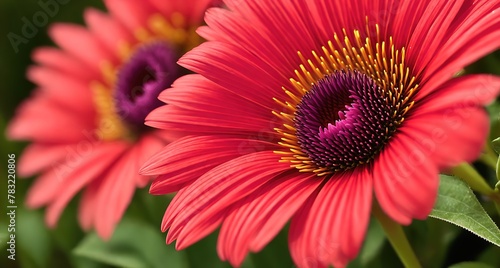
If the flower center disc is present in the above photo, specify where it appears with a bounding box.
[294,70,396,171]
[115,42,179,127]
[273,29,417,176]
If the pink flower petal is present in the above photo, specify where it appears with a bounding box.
[87,135,165,239]
[418,1,500,95]
[391,1,429,45]
[416,74,500,110]
[148,74,280,136]
[161,74,273,119]
[373,133,439,225]
[217,172,321,266]
[31,47,98,81]
[25,167,65,208]
[146,104,278,136]
[179,42,285,108]
[404,107,489,169]
[104,0,154,33]
[145,136,276,194]
[164,151,290,246]
[148,0,217,24]
[17,144,68,177]
[45,142,128,228]
[49,23,113,73]
[133,134,168,188]
[27,66,95,117]
[406,0,465,76]
[78,179,102,231]
[7,93,95,143]
[84,8,133,55]
[94,142,144,239]
[289,169,372,268]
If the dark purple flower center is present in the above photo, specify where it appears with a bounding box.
[294,70,397,171]
[114,42,179,127]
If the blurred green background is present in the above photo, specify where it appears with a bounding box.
[1,1,500,268]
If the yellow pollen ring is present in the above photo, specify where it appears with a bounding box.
[273,24,419,176]
[90,81,130,141]
[135,12,202,53]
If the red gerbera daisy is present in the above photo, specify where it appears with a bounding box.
[8,0,217,239]
[142,0,500,267]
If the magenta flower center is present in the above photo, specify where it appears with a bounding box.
[114,42,179,127]
[294,70,397,171]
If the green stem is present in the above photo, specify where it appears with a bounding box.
[373,203,422,268]
[479,153,497,171]
[482,142,499,172]
[496,157,500,182]
[452,163,495,196]
[485,142,498,162]
[452,163,500,206]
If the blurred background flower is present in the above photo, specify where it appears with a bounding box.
[6,0,218,241]
[1,1,500,268]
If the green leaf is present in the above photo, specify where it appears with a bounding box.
[0,227,8,246]
[359,219,385,265]
[74,218,188,268]
[348,219,387,268]
[185,230,266,268]
[411,218,460,267]
[448,262,494,268]
[17,208,53,268]
[430,175,500,247]
[491,137,500,155]
[185,232,231,268]
[69,256,109,268]
[76,246,145,268]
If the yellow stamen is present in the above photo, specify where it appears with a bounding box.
[148,13,202,51]
[90,82,130,141]
[100,61,117,86]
